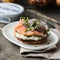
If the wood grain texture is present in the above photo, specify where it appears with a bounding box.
[0,31,47,60]
[0,27,60,60]
[0,1,60,60]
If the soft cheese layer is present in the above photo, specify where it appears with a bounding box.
[15,32,47,41]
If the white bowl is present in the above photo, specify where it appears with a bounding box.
[0,3,24,22]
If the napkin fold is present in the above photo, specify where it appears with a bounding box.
[20,29,60,59]
[20,45,56,58]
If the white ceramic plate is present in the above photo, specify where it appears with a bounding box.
[2,21,59,50]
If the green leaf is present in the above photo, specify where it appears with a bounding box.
[20,17,25,20]
[20,17,41,31]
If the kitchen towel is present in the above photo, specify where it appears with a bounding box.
[20,29,60,59]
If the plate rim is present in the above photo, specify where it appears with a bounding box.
[2,21,59,50]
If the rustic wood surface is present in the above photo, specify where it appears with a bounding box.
[0,28,47,60]
[0,29,47,60]
[0,10,60,60]
[0,1,60,60]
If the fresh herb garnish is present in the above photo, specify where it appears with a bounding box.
[20,17,40,31]
[27,19,40,31]
[20,17,49,35]
[44,29,49,34]
[23,17,29,26]
[20,17,29,27]
[30,19,40,29]
[20,17,25,20]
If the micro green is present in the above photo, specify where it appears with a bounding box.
[20,17,41,31]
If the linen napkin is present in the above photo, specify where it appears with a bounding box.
[20,29,60,59]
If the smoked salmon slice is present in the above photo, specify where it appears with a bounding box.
[14,19,44,36]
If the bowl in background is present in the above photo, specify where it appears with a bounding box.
[0,3,24,22]
[0,16,10,28]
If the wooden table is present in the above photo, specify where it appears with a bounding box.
[0,1,60,60]
[0,10,60,60]
[0,30,45,60]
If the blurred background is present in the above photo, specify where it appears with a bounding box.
[0,0,60,21]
